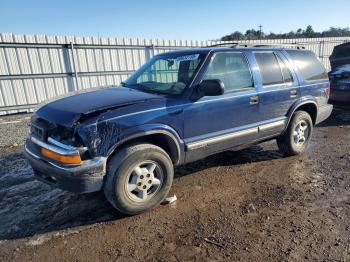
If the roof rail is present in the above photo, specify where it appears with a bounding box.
[206,42,258,48]
[205,42,246,47]
[247,43,306,49]
[205,42,239,47]
[205,42,306,49]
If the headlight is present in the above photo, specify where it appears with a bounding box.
[41,147,82,165]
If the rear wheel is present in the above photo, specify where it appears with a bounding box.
[277,111,313,156]
[104,143,173,215]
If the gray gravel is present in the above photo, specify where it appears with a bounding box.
[0,114,31,147]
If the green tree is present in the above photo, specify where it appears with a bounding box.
[221,31,245,41]
[245,29,261,40]
[305,25,315,37]
[219,26,350,41]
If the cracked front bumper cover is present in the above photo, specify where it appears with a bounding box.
[24,141,106,193]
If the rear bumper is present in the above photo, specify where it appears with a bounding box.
[316,104,333,125]
[24,140,106,193]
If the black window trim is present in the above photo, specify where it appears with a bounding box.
[201,51,255,94]
[275,53,294,85]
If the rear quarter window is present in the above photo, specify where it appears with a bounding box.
[286,50,328,81]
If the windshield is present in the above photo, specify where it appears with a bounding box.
[123,53,206,95]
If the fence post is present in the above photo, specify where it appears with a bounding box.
[62,44,75,92]
[145,44,154,61]
[322,39,326,69]
[69,42,79,91]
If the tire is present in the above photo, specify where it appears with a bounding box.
[104,143,174,215]
[277,111,313,156]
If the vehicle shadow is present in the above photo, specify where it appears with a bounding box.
[0,144,283,241]
[317,106,350,127]
[175,145,283,178]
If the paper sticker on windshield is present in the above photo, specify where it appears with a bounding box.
[176,54,199,62]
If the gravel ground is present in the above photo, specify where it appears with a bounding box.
[0,115,31,147]
[0,108,349,261]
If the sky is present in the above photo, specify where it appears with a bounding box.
[0,0,349,40]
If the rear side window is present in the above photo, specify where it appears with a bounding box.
[254,52,283,85]
[203,52,253,93]
[286,50,328,81]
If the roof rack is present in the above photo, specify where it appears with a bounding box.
[206,42,306,49]
[206,42,239,47]
[247,43,306,49]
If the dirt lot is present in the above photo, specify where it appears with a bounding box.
[0,107,349,261]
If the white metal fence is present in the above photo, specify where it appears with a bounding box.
[0,33,349,115]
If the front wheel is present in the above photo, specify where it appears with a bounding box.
[104,143,174,215]
[277,111,313,156]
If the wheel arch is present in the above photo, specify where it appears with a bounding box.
[106,126,183,166]
[285,100,318,131]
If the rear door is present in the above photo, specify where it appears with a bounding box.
[184,51,259,162]
[252,51,299,138]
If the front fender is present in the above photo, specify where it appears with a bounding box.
[106,123,184,161]
[77,121,184,164]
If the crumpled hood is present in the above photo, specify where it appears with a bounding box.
[36,87,162,127]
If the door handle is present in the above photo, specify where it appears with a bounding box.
[250,96,259,105]
[290,90,297,98]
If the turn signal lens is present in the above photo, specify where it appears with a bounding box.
[41,148,82,165]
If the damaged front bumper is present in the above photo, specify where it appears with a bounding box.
[24,137,106,193]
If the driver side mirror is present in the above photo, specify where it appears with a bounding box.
[198,79,225,97]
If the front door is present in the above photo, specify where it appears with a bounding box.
[183,51,260,162]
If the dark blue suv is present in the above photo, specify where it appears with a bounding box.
[24,44,333,214]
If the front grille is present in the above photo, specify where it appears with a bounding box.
[30,116,55,141]
[31,123,46,141]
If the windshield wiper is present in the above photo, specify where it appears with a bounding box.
[123,83,158,94]
[121,82,173,95]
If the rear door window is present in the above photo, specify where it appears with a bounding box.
[254,52,284,86]
[203,52,254,93]
[286,50,328,81]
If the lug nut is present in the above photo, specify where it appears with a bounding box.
[137,182,142,186]
[143,185,147,189]
[146,174,150,178]
[140,175,144,179]
[148,180,152,184]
